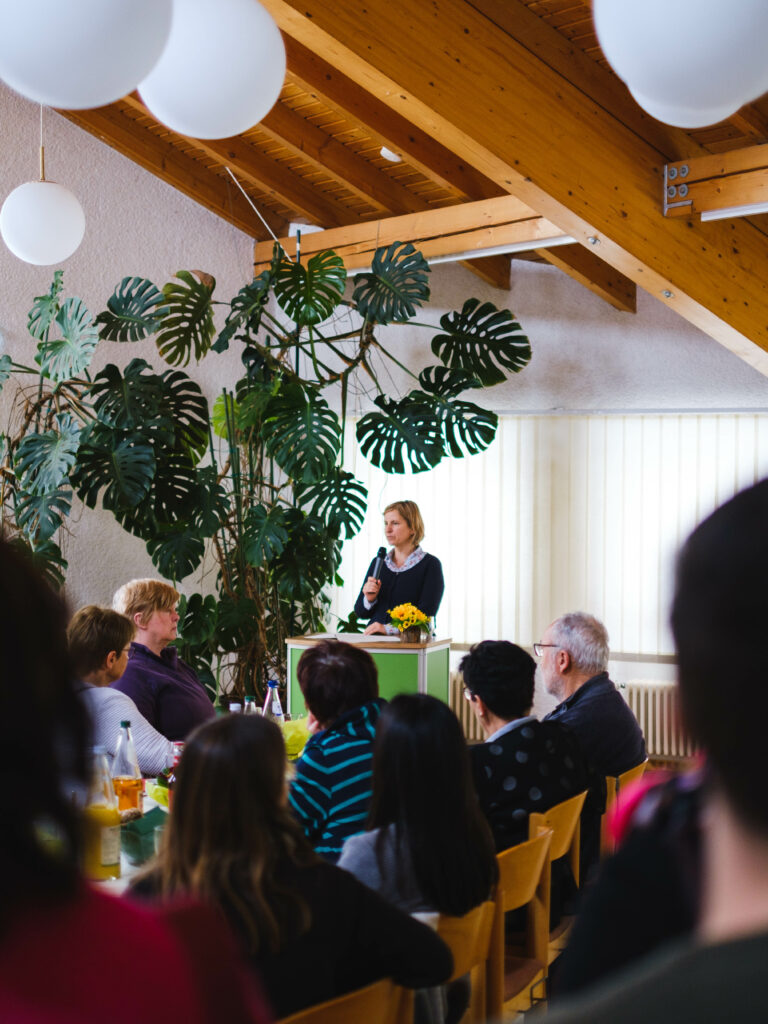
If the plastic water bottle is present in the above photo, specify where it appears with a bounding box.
[244,696,259,714]
[262,679,284,725]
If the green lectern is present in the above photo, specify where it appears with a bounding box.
[286,634,452,718]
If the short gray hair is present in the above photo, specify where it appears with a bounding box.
[550,612,609,675]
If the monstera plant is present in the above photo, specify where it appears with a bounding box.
[0,241,531,702]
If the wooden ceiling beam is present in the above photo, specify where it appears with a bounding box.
[462,254,511,290]
[665,146,768,219]
[58,106,287,240]
[121,95,363,229]
[254,194,540,262]
[259,102,424,214]
[535,243,637,313]
[264,0,768,374]
[254,197,565,271]
[283,34,502,202]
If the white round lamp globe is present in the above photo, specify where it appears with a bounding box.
[0,181,85,265]
[594,0,768,128]
[0,0,173,109]
[138,0,286,139]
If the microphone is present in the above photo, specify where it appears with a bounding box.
[372,546,386,580]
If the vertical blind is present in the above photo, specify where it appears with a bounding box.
[331,413,768,655]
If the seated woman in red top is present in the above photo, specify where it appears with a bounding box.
[130,713,452,1019]
[0,540,266,1024]
[112,578,215,741]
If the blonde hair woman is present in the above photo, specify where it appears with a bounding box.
[112,578,214,740]
[354,500,444,636]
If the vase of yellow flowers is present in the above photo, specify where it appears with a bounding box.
[388,603,431,643]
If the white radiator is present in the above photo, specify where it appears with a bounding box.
[620,680,696,761]
[449,671,484,743]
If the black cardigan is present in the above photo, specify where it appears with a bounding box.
[353,552,444,626]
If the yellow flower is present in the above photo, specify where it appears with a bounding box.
[387,602,431,632]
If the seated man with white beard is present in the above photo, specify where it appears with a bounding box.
[536,612,646,876]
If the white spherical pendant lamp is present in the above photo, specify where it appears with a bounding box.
[1,180,85,265]
[138,0,286,139]
[594,0,768,128]
[0,0,173,109]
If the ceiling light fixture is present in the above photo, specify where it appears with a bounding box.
[700,202,768,222]
[380,147,402,163]
[593,0,768,129]
[0,106,84,265]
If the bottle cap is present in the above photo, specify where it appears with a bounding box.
[120,720,130,728]
[268,679,278,687]
[245,695,255,702]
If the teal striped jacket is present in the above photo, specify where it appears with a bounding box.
[289,698,385,863]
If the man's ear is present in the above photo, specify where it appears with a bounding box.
[103,650,118,672]
[556,648,571,673]
[472,694,488,719]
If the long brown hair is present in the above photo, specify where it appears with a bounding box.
[157,714,316,952]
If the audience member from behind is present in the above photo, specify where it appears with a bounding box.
[131,714,452,1019]
[538,612,646,875]
[68,605,172,776]
[112,578,214,740]
[462,641,588,851]
[0,541,267,1024]
[339,693,498,915]
[289,639,385,862]
[547,479,768,1024]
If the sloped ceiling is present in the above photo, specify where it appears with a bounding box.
[60,0,768,375]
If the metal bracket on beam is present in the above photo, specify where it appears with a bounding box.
[663,144,768,220]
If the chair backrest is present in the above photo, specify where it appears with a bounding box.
[496,829,553,962]
[437,900,496,979]
[438,901,497,1023]
[278,978,413,1024]
[528,790,587,887]
[602,758,649,856]
[617,758,649,795]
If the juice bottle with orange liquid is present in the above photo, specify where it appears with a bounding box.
[112,720,143,813]
[83,746,121,881]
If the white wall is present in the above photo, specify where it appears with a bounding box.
[2,80,767,672]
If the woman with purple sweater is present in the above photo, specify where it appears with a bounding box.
[111,579,215,741]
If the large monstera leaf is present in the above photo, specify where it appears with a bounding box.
[273,249,346,327]
[242,503,289,566]
[213,270,272,352]
[273,510,340,601]
[91,359,166,431]
[156,271,216,366]
[146,525,205,581]
[15,488,72,543]
[11,536,67,589]
[14,414,81,494]
[191,466,229,536]
[36,297,99,381]
[356,393,444,473]
[296,469,368,539]
[214,593,262,656]
[431,298,531,386]
[27,271,64,341]
[72,424,155,511]
[96,276,166,342]
[416,366,498,458]
[263,384,341,483]
[352,241,430,323]
[160,369,209,460]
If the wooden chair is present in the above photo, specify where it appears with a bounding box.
[600,758,649,856]
[528,789,588,964]
[437,900,497,1024]
[488,829,554,1019]
[277,978,413,1024]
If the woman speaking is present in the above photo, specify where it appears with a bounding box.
[354,500,444,636]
